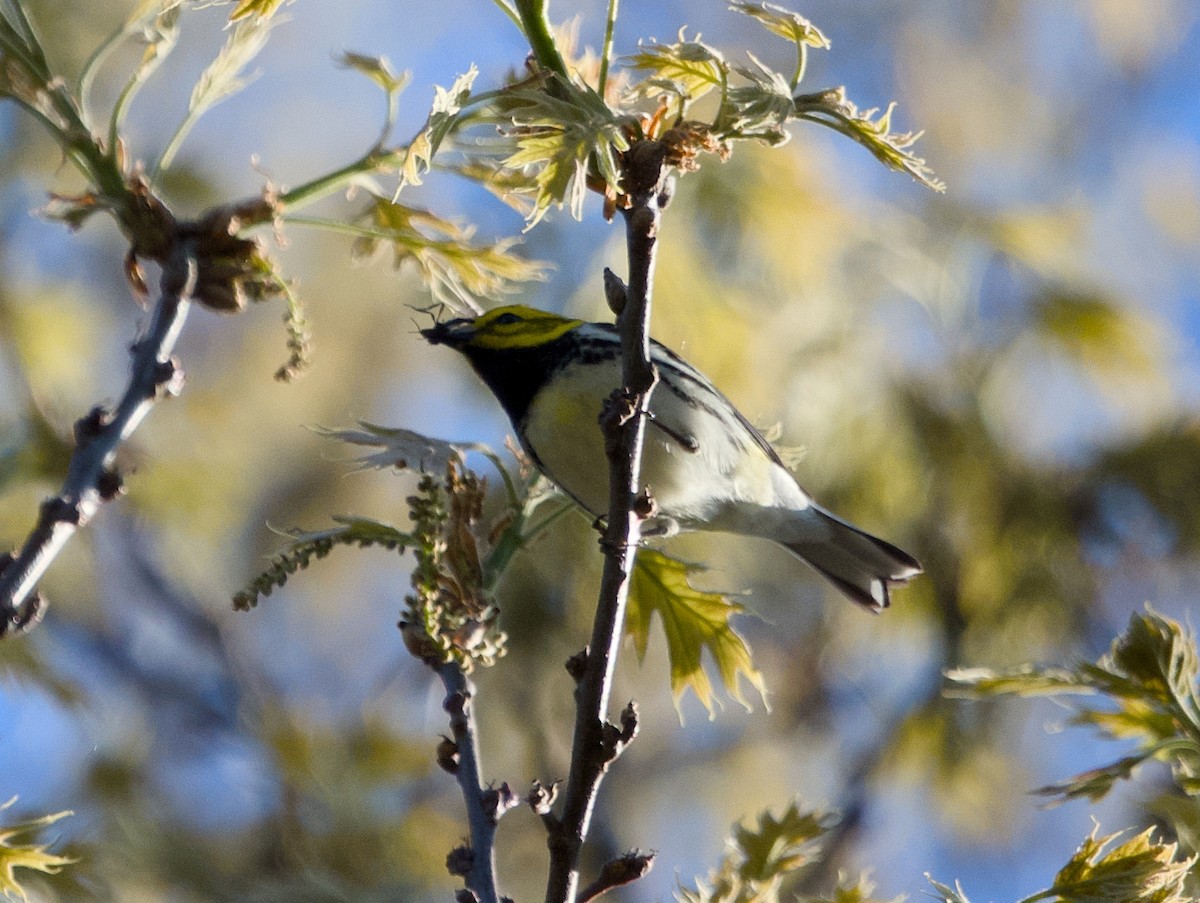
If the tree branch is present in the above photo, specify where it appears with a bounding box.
[439,663,512,903]
[0,240,198,634]
[544,140,669,903]
[577,850,656,903]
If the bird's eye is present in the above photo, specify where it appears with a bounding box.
[493,311,522,326]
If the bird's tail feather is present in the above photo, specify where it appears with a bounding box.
[782,508,922,612]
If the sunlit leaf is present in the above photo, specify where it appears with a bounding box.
[442,159,539,216]
[227,0,291,22]
[804,873,902,903]
[1046,826,1195,903]
[1034,292,1161,380]
[1033,753,1155,806]
[0,800,74,903]
[1110,609,1199,709]
[735,804,829,884]
[924,876,973,903]
[946,607,1200,805]
[625,35,728,104]
[156,15,278,172]
[721,53,796,145]
[793,87,945,191]
[400,66,477,188]
[677,802,833,902]
[944,665,1090,698]
[628,548,767,715]
[186,17,272,114]
[728,2,830,51]
[337,50,409,96]
[498,79,630,225]
[345,194,548,309]
[315,421,468,474]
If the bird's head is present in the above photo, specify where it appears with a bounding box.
[421,305,583,353]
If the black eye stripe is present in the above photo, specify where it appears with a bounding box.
[493,312,522,325]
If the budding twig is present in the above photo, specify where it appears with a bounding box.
[439,663,505,903]
[0,240,198,634]
[544,139,669,903]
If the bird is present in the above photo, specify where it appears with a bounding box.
[421,304,921,610]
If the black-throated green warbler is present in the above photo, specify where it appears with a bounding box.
[422,305,921,610]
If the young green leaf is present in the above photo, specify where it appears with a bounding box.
[721,52,796,145]
[728,2,830,51]
[227,0,291,23]
[338,50,408,96]
[735,804,830,884]
[625,36,729,106]
[628,548,767,715]
[677,802,834,903]
[315,422,469,474]
[498,79,630,225]
[1033,293,1160,381]
[946,607,1200,804]
[0,800,74,903]
[925,876,973,903]
[155,14,278,174]
[793,88,946,191]
[399,66,477,188]
[803,873,902,903]
[336,194,547,309]
[1034,826,1195,903]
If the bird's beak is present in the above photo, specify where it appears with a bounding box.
[420,317,475,348]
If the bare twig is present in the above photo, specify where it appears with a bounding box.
[544,140,669,903]
[0,241,198,634]
[440,663,510,903]
[577,850,656,903]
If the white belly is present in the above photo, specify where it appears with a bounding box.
[520,360,805,531]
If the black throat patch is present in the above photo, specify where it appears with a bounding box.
[457,335,576,427]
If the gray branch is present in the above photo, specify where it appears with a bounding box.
[440,662,511,903]
[544,142,670,903]
[0,241,198,634]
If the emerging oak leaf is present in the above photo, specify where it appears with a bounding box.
[316,421,468,474]
[349,194,547,310]
[1047,826,1195,903]
[677,802,834,902]
[628,548,767,715]
[400,66,477,188]
[338,50,409,95]
[227,0,291,22]
[625,34,729,105]
[946,607,1200,803]
[0,800,74,903]
[728,2,831,51]
[793,88,945,191]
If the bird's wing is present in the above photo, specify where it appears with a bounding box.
[648,338,788,469]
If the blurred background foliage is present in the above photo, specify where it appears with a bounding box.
[1,0,1199,900]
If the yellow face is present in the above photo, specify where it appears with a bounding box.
[457,305,584,350]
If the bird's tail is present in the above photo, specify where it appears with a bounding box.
[782,507,922,612]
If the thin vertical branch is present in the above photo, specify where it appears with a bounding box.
[439,663,510,903]
[0,241,198,633]
[512,0,570,81]
[544,141,669,903]
[598,0,619,98]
